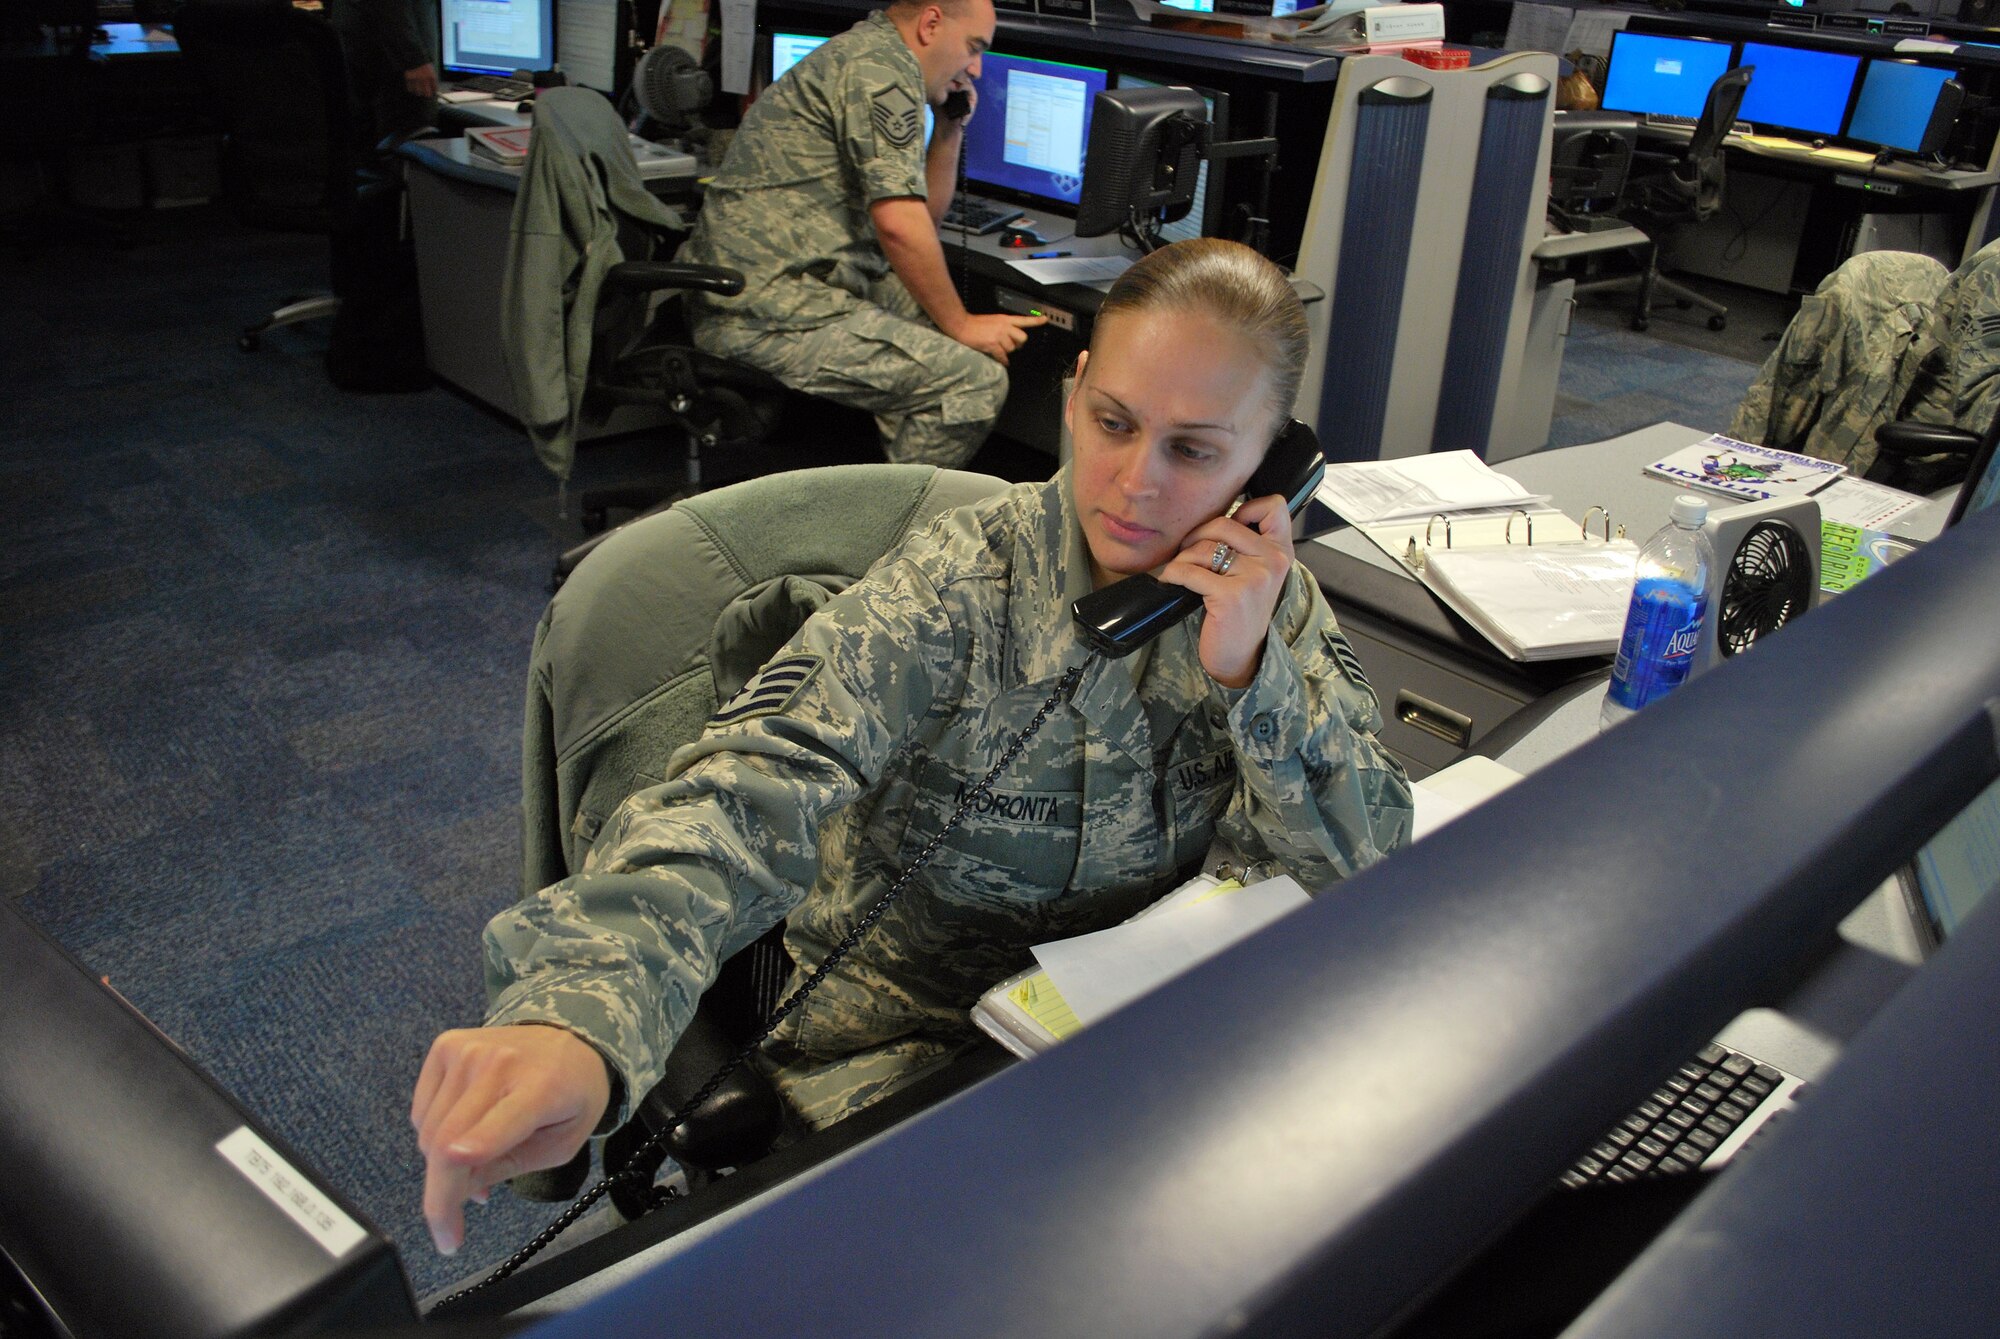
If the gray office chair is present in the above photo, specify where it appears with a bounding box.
[1727,236,2000,492]
[172,0,354,350]
[515,462,1011,1208]
[1579,66,1753,333]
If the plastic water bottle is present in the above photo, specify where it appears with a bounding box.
[1600,494,1716,730]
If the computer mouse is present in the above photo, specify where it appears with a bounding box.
[999,225,1045,249]
[517,99,536,114]
[1810,137,1826,150]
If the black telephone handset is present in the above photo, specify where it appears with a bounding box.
[1071,418,1326,659]
[940,87,972,121]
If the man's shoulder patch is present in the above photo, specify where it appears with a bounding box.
[870,85,922,150]
[710,654,824,727]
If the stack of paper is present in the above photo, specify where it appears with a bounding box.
[970,758,1530,1058]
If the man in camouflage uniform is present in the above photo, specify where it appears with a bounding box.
[677,0,1046,468]
[476,469,1412,1135]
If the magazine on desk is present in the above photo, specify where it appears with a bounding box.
[1644,434,1846,501]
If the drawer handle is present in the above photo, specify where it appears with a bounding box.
[1395,691,1472,748]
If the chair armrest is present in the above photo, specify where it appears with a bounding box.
[605,261,745,298]
[1874,420,1982,460]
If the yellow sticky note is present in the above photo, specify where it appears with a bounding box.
[1009,971,1081,1041]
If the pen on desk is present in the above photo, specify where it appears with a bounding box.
[1029,250,1072,259]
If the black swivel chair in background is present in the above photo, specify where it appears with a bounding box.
[1581,66,1754,333]
[503,87,878,584]
[172,0,353,351]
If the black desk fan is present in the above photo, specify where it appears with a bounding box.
[1694,497,1821,671]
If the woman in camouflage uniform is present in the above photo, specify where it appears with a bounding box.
[414,239,1413,1257]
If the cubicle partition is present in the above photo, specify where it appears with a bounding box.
[498,424,2000,1337]
[1293,52,1557,463]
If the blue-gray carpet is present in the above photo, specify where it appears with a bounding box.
[0,206,1768,1301]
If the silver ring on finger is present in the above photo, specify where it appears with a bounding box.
[1209,541,1234,576]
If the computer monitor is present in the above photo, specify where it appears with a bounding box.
[1846,59,1960,155]
[0,901,418,1338]
[1548,111,1638,216]
[440,0,555,77]
[963,51,1111,213]
[1735,40,1864,138]
[1075,85,1209,245]
[771,30,826,83]
[555,0,619,94]
[1601,31,1734,121]
[1114,72,1229,244]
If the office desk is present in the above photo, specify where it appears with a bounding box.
[452,430,1973,1327]
[1636,123,2000,295]
[1306,421,1949,778]
[397,128,698,433]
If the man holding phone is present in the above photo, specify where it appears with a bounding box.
[678,0,1045,469]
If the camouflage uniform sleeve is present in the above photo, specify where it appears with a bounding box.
[481,557,966,1122]
[835,45,929,204]
[1213,564,1414,886]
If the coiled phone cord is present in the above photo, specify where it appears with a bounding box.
[433,660,1088,1310]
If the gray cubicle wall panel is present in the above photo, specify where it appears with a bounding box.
[1317,77,1431,463]
[1294,52,1557,464]
[1434,73,1553,458]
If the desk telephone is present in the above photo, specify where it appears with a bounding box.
[437,418,1327,1308]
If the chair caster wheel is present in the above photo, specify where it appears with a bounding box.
[1708,315,1727,332]
[1631,317,1649,333]
[238,333,260,352]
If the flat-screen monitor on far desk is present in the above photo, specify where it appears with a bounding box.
[1601,31,1733,122]
[441,0,555,78]
[1735,39,1863,138]
[963,50,1109,216]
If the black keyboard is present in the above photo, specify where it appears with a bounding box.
[942,196,1024,236]
[453,74,535,100]
[1645,114,1699,130]
[1561,1042,1801,1188]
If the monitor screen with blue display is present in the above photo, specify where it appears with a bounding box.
[440,0,555,76]
[1601,32,1734,120]
[1847,59,1957,152]
[771,31,826,82]
[1736,41,1863,136]
[964,51,1110,211]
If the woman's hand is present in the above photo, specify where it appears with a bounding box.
[411,1024,613,1256]
[1161,492,1295,689]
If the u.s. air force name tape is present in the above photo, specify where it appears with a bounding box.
[710,654,823,726]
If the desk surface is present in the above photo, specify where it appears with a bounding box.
[1631,118,2000,191]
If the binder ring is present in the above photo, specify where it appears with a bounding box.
[1506,510,1533,546]
[1583,506,1613,543]
[1425,514,1452,549]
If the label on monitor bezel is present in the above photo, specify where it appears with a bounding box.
[216,1127,367,1258]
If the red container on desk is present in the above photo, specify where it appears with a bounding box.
[1400,44,1471,70]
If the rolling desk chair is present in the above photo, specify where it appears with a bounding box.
[503,87,872,583]
[1727,236,2000,492]
[172,0,356,351]
[514,463,1011,1211]
[1581,66,1753,334]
